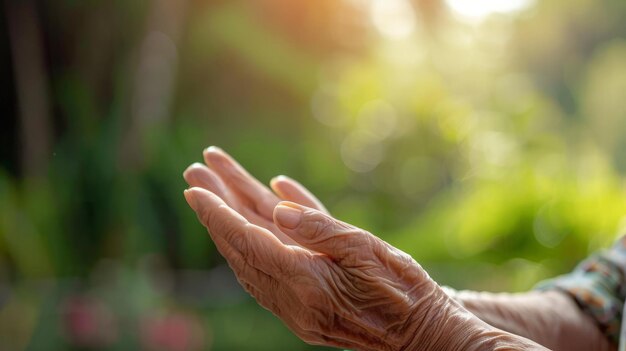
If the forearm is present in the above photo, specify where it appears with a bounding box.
[401,289,550,351]
[454,290,614,351]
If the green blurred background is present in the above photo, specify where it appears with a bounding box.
[1,0,626,349]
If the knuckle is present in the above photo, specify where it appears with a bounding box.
[205,205,252,257]
[231,224,252,256]
[199,206,214,229]
[203,204,225,232]
[219,219,239,240]
[337,231,376,265]
[301,211,335,238]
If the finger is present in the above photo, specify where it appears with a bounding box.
[270,175,328,214]
[184,187,292,276]
[215,233,283,293]
[184,165,303,246]
[183,162,252,216]
[203,147,279,219]
[273,201,378,261]
[183,163,230,201]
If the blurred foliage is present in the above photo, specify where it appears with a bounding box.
[1,0,626,349]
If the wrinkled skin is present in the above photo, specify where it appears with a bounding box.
[455,290,615,351]
[183,147,549,350]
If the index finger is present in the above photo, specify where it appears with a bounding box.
[184,187,292,276]
[203,147,280,219]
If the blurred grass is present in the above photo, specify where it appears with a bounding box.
[1,0,626,349]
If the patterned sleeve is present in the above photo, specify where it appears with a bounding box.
[535,236,626,346]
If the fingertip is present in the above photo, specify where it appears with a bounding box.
[203,147,228,169]
[183,188,197,211]
[204,146,226,161]
[187,186,217,203]
[273,200,299,226]
[274,202,303,229]
[270,175,288,194]
[191,162,206,169]
[203,148,215,162]
[271,175,290,183]
[183,162,204,180]
[183,165,193,180]
[205,146,223,154]
[269,176,279,186]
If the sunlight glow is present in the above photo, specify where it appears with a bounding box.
[370,0,416,40]
[445,0,534,20]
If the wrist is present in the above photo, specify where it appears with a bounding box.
[399,283,479,351]
[451,290,614,351]
[400,287,549,351]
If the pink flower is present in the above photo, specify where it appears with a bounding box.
[139,312,206,351]
[60,295,117,348]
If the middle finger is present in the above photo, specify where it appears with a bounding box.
[184,164,299,245]
[203,147,279,220]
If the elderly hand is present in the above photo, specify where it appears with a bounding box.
[183,148,548,351]
[183,147,327,246]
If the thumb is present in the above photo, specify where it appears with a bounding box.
[270,175,328,214]
[273,201,375,260]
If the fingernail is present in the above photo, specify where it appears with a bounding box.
[190,166,214,185]
[274,175,291,183]
[184,189,198,211]
[205,146,223,154]
[275,205,302,229]
[204,147,228,168]
[183,163,203,178]
[270,175,287,187]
